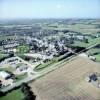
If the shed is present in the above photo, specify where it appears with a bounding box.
[89,74,98,82]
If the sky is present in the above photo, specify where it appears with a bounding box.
[0,0,100,19]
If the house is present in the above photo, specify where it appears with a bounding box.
[89,74,98,82]
[76,35,85,41]
[0,71,12,80]
[0,71,14,87]
[86,73,100,88]
[17,65,28,72]
[89,56,96,61]
[3,43,19,53]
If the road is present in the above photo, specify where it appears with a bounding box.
[0,43,99,93]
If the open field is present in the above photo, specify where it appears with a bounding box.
[72,37,100,48]
[30,56,100,100]
[86,47,100,62]
[43,26,100,34]
[94,54,100,62]
[0,89,23,100]
[17,45,30,54]
[0,35,16,41]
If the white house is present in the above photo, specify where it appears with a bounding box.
[0,71,11,80]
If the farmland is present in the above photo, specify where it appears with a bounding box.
[0,88,23,100]
[30,56,100,100]
[0,19,100,100]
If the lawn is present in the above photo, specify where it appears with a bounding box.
[0,54,9,59]
[86,48,100,55]
[35,60,56,71]
[17,45,30,54]
[0,67,15,72]
[0,89,23,100]
[72,41,88,47]
[15,73,27,82]
[94,54,100,62]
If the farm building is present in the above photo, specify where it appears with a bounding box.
[86,72,100,88]
[17,65,28,72]
[0,71,11,80]
[0,71,14,86]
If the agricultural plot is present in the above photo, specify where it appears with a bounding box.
[72,37,100,48]
[30,56,100,100]
[0,35,16,41]
[86,45,100,62]
[43,24,100,34]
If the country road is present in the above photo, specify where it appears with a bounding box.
[0,42,99,93]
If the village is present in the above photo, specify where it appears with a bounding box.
[0,19,100,100]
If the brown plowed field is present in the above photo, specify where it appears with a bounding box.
[30,56,100,100]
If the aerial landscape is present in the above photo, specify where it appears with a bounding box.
[0,0,100,100]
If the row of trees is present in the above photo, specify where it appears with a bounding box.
[21,83,36,100]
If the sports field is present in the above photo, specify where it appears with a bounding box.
[30,56,100,100]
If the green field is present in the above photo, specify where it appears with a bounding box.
[0,54,9,59]
[87,48,100,55]
[72,37,100,48]
[15,73,27,82]
[43,24,100,34]
[0,89,23,100]
[0,67,15,72]
[94,54,100,62]
[35,60,56,71]
[86,47,100,62]
[0,35,16,41]
[17,45,30,54]
[35,53,72,71]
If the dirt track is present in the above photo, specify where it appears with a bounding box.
[29,56,100,100]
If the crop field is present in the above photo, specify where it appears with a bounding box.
[0,35,16,41]
[72,37,100,48]
[43,24,100,34]
[30,56,100,100]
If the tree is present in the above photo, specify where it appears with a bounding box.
[0,80,2,89]
[21,83,36,100]
[84,38,88,43]
[9,51,14,57]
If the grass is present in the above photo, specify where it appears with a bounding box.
[88,37,100,46]
[0,54,9,59]
[43,24,100,34]
[86,47,100,62]
[15,73,27,82]
[35,60,56,71]
[87,48,100,55]
[17,45,30,54]
[72,41,88,47]
[0,35,16,41]
[72,37,100,48]
[0,67,15,72]
[16,63,25,68]
[35,53,73,71]
[94,54,100,62]
[0,88,23,100]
